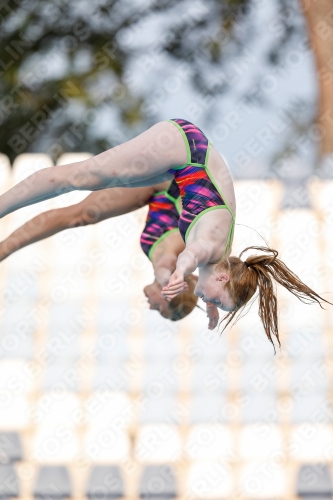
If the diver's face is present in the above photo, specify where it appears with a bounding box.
[194,270,235,312]
[143,283,172,319]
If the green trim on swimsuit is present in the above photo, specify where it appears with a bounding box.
[185,206,230,242]
[164,193,182,215]
[205,141,211,165]
[169,164,187,170]
[168,122,236,258]
[183,153,235,246]
[164,192,178,205]
[184,149,236,257]
[205,162,234,219]
[153,179,174,197]
[153,180,178,204]
[225,217,235,256]
[185,206,235,260]
[175,196,182,215]
[148,228,179,261]
[168,120,191,163]
[171,162,212,170]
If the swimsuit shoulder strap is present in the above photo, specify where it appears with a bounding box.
[204,144,236,259]
[204,143,235,221]
[223,214,235,258]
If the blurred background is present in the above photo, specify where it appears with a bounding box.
[0,0,333,498]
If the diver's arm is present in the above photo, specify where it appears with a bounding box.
[161,240,213,299]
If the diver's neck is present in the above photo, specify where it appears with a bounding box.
[198,262,216,279]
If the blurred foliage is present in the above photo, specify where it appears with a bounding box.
[0,0,304,161]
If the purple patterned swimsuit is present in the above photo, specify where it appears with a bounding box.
[167,118,235,253]
[140,179,181,260]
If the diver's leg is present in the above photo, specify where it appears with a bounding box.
[0,184,163,261]
[0,121,186,218]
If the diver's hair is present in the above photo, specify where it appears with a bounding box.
[168,274,198,321]
[217,246,331,353]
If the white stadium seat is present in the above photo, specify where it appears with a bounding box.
[32,423,79,462]
[186,324,230,362]
[93,363,130,392]
[0,298,38,359]
[238,424,284,460]
[239,358,278,394]
[282,322,326,360]
[135,425,182,462]
[84,426,130,462]
[139,395,180,424]
[239,459,287,497]
[239,392,279,424]
[142,362,179,394]
[290,391,331,423]
[0,359,36,394]
[280,299,325,334]
[185,425,234,460]
[96,300,130,325]
[308,178,333,214]
[95,331,130,363]
[0,155,12,247]
[277,210,322,289]
[191,361,228,395]
[232,179,282,254]
[186,460,234,498]
[309,180,333,310]
[84,392,133,429]
[0,394,30,429]
[32,393,81,426]
[142,323,180,361]
[188,394,229,424]
[290,424,333,460]
[43,363,80,392]
[0,154,11,191]
[290,359,329,394]
[236,309,277,361]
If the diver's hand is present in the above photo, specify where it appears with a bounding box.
[161,269,188,301]
[206,302,219,330]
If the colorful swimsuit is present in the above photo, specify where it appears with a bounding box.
[168,118,235,256]
[140,179,181,260]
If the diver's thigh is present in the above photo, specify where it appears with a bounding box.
[94,185,155,218]
[73,186,154,222]
[90,121,187,186]
[121,172,173,188]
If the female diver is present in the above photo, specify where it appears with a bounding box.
[0,178,219,329]
[0,118,329,350]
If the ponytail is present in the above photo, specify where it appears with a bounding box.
[218,246,331,354]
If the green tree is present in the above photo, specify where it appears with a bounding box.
[0,0,307,163]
